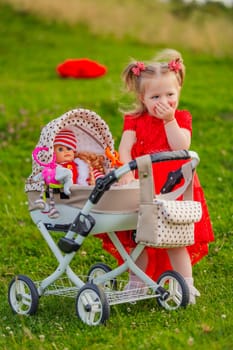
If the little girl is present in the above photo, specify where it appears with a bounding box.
[101,49,214,304]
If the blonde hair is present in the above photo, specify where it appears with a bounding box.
[75,152,105,185]
[121,48,185,115]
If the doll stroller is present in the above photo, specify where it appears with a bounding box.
[8,108,202,326]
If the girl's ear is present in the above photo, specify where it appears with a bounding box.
[139,93,144,102]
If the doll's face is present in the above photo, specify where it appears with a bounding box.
[54,144,75,163]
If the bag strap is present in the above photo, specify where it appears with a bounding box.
[157,162,194,201]
[136,155,154,203]
[136,155,194,204]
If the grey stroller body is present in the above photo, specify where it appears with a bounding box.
[8,109,201,326]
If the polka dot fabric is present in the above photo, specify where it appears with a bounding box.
[136,200,202,247]
[25,108,114,192]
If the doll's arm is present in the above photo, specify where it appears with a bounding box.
[164,119,191,150]
[55,165,73,195]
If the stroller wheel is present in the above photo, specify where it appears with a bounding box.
[76,283,110,326]
[8,275,39,315]
[87,263,117,291]
[156,270,189,310]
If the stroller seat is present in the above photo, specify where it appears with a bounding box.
[27,181,140,214]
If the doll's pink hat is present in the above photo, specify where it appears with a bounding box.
[54,129,77,151]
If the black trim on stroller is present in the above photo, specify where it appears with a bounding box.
[89,149,191,204]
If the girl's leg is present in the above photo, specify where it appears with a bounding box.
[124,249,148,293]
[167,247,200,304]
[167,247,192,277]
[135,248,148,271]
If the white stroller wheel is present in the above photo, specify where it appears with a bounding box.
[8,275,39,315]
[87,263,117,292]
[76,283,110,326]
[156,270,189,310]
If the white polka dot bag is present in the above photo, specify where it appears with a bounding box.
[135,155,202,248]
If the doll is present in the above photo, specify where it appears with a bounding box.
[33,129,106,218]
[53,129,78,183]
[32,129,78,218]
[32,146,73,218]
[54,129,106,185]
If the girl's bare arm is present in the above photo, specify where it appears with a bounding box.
[164,119,191,150]
[118,130,136,184]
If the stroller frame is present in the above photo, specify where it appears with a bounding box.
[8,109,200,326]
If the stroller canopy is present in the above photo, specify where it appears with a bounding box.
[26,108,115,192]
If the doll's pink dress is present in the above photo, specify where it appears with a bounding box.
[98,110,214,280]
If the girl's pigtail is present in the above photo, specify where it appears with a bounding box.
[122,63,138,92]
[154,48,185,86]
[122,61,146,92]
[168,57,185,86]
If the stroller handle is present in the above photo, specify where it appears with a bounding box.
[129,150,199,172]
[89,150,199,204]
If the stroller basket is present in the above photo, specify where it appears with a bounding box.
[8,108,201,326]
[36,276,158,305]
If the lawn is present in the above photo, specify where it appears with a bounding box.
[0,2,232,350]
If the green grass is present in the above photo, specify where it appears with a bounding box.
[0,2,233,350]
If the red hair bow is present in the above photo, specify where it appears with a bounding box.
[132,62,146,76]
[168,59,182,73]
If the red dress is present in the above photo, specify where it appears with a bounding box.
[99,110,214,280]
